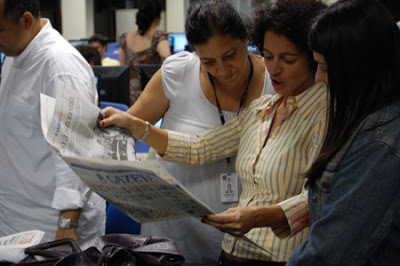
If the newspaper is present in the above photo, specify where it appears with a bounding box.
[64,156,214,222]
[40,88,214,223]
[41,85,137,161]
[0,230,44,262]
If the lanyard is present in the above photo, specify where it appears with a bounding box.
[207,55,254,125]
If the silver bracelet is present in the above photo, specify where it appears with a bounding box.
[139,121,151,141]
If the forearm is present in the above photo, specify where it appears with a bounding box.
[55,209,82,241]
[203,205,288,237]
[126,116,168,155]
[251,205,289,228]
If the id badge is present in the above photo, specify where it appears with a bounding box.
[220,173,239,203]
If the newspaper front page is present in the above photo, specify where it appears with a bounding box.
[40,87,214,223]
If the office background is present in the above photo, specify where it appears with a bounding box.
[39,0,314,43]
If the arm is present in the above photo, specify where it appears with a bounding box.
[55,209,82,241]
[203,191,309,237]
[119,47,127,65]
[101,106,242,164]
[102,108,169,154]
[156,39,172,62]
[45,71,102,241]
[127,69,169,124]
[202,205,288,237]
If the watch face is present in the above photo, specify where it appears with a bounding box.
[59,217,70,228]
[58,217,77,229]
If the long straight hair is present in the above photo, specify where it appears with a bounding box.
[307,0,400,184]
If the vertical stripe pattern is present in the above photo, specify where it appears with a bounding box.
[164,83,327,261]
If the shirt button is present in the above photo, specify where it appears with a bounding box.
[312,196,318,203]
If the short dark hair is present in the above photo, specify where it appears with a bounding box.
[185,0,247,47]
[307,0,400,184]
[89,34,107,47]
[249,0,326,74]
[75,44,101,66]
[3,0,40,24]
[136,0,162,36]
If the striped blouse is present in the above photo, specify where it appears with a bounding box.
[163,82,327,261]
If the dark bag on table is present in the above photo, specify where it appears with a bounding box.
[12,234,185,266]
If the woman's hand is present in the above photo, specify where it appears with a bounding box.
[202,207,259,237]
[100,106,169,155]
[202,205,287,237]
[100,107,147,140]
[101,107,134,131]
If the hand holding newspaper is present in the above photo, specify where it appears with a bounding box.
[40,87,214,223]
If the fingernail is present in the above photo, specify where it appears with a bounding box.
[100,121,105,127]
[201,218,205,223]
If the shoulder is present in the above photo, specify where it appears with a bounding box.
[102,57,120,66]
[361,102,400,157]
[153,30,169,42]
[119,32,128,46]
[162,51,197,76]
[162,52,199,99]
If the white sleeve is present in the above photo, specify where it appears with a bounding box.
[161,51,193,101]
[45,73,98,210]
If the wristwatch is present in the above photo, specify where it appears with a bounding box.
[58,216,78,229]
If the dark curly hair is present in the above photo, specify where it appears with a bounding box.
[249,0,326,74]
[136,0,162,36]
[185,0,247,47]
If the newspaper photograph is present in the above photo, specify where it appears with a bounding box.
[40,87,215,223]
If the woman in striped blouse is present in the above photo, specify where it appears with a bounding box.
[101,0,327,264]
[204,0,400,265]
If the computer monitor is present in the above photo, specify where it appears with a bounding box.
[0,52,4,80]
[92,66,130,107]
[140,64,161,90]
[168,33,189,54]
[247,45,260,55]
[69,39,89,46]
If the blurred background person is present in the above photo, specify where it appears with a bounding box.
[88,33,120,67]
[119,0,171,105]
[75,44,101,66]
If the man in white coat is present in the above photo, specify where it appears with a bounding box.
[0,0,105,242]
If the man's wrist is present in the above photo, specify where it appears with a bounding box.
[58,216,78,229]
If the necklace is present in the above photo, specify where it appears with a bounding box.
[207,55,254,125]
